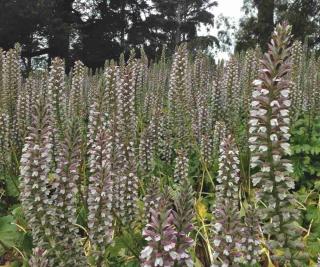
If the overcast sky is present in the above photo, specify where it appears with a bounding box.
[199,0,243,59]
[216,0,243,21]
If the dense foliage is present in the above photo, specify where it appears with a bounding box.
[0,23,319,267]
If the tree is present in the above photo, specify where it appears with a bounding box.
[0,0,44,72]
[236,0,320,53]
[146,0,217,53]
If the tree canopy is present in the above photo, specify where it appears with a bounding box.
[236,0,320,53]
[0,0,217,71]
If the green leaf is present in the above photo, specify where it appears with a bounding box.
[5,176,19,198]
[0,216,21,256]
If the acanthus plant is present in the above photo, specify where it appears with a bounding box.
[242,205,261,265]
[172,162,195,267]
[143,176,161,222]
[140,193,177,267]
[290,40,303,117]
[174,149,189,184]
[249,22,308,265]
[29,247,49,267]
[20,98,87,266]
[50,119,87,266]
[19,98,55,251]
[87,127,113,265]
[221,58,240,131]
[141,149,194,267]
[115,55,139,224]
[139,121,155,173]
[48,57,65,132]
[69,60,85,118]
[212,134,244,266]
[169,44,192,147]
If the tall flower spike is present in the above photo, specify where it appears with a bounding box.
[172,171,194,267]
[115,59,139,224]
[87,127,113,264]
[212,121,226,162]
[2,44,21,148]
[48,57,65,131]
[169,44,192,146]
[139,123,154,173]
[0,113,9,168]
[69,60,85,117]
[174,149,189,184]
[50,119,87,266]
[0,48,4,111]
[242,205,261,265]
[19,98,54,249]
[140,197,177,267]
[290,41,303,116]
[143,176,161,223]
[2,44,21,120]
[221,57,240,130]
[212,135,244,266]
[29,247,49,267]
[249,22,308,265]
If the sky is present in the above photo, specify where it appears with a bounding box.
[199,0,243,59]
[216,0,243,21]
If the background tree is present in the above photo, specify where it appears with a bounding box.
[146,0,217,54]
[0,0,219,71]
[236,0,320,53]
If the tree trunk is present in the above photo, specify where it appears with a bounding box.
[256,0,275,51]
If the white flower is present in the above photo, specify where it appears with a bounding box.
[284,118,290,124]
[140,246,153,259]
[279,192,287,200]
[169,251,179,260]
[252,90,261,98]
[285,180,295,189]
[223,249,229,256]
[270,134,278,141]
[252,176,261,186]
[253,79,262,86]
[280,142,291,154]
[280,126,289,133]
[259,108,267,115]
[283,133,291,140]
[258,126,267,133]
[275,173,285,182]
[258,145,268,152]
[251,155,260,162]
[283,100,291,107]
[214,222,222,232]
[186,259,194,267]
[249,127,256,133]
[225,235,232,243]
[261,166,271,172]
[249,119,258,126]
[164,243,175,251]
[271,118,278,126]
[283,162,293,172]
[280,109,289,116]
[155,257,163,266]
[213,239,221,246]
[280,89,290,97]
[261,89,269,95]
[249,136,257,143]
[250,162,258,168]
[271,100,280,107]
[251,101,259,107]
